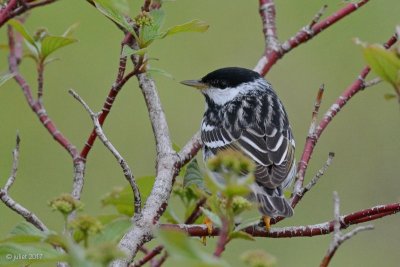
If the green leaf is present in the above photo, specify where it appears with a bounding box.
[8,19,36,47]
[183,159,205,190]
[121,46,147,57]
[158,228,229,267]
[163,207,182,224]
[162,19,209,38]
[92,218,131,244]
[234,217,260,232]
[229,231,255,241]
[93,0,134,35]
[40,35,77,60]
[147,67,174,79]
[362,44,400,87]
[0,72,15,88]
[101,176,155,216]
[158,228,199,260]
[10,222,47,237]
[140,9,165,46]
[199,207,222,228]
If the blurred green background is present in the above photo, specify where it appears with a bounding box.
[1,0,399,266]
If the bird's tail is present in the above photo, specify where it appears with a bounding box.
[250,184,293,218]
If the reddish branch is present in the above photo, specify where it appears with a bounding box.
[258,0,279,54]
[0,0,58,28]
[79,34,142,160]
[213,218,229,257]
[291,33,398,207]
[160,202,400,238]
[185,197,207,224]
[7,26,79,161]
[255,0,370,76]
[130,245,163,267]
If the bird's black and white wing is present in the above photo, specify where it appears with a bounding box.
[201,91,295,218]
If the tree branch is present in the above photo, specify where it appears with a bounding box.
[258,0,280,54]
[130,245,163,267]
[0,0,58,27]
[320,192,373,267]
[160,202,398,238]
[0,134,48,232]
[7,25,79,161]
[291,33,398,208]
[254,0,370,76]
[80,33,141,160]
[69,89,142,217]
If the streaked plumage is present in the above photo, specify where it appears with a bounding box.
[182,67,296,218]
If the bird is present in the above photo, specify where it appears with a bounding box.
[181,67,296,230]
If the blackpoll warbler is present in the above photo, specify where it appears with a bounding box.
[182,67,296,228]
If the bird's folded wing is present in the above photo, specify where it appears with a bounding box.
[201,123,295,189]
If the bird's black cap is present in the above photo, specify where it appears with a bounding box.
[201,67,261,89]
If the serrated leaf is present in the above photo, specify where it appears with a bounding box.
[384,93,397,100]
[162,19,209,38]
[0,72,15,88]
[200,207,222,228]
[41,35,77,60]
[362,44,400,87]
[121,46,147,57]
[92,218,131,244]
[93,0,134,35]
[229,231,255,241]
[183,159,205,190]
[8,19,36,47]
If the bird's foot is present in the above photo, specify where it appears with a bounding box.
[263,216,271,232]
[202,217,213,245]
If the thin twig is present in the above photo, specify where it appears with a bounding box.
[363,77,381,88]
[69,89,142,216]
[254,0,370,75]
[308,4,328,28]
[299,152,335,197]
[130,245,163,267]
[80,33,140,160]
[0,135,48,232]
[291,33,398,208]
[4,133,20,192]
[7,25,79,160]
[319,192,374,267]
[151,251,168,267]
[213,218,229,257]
[0,0,58,27]
[185,197,207,224]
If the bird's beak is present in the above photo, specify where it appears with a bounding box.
[180,80,208,90]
